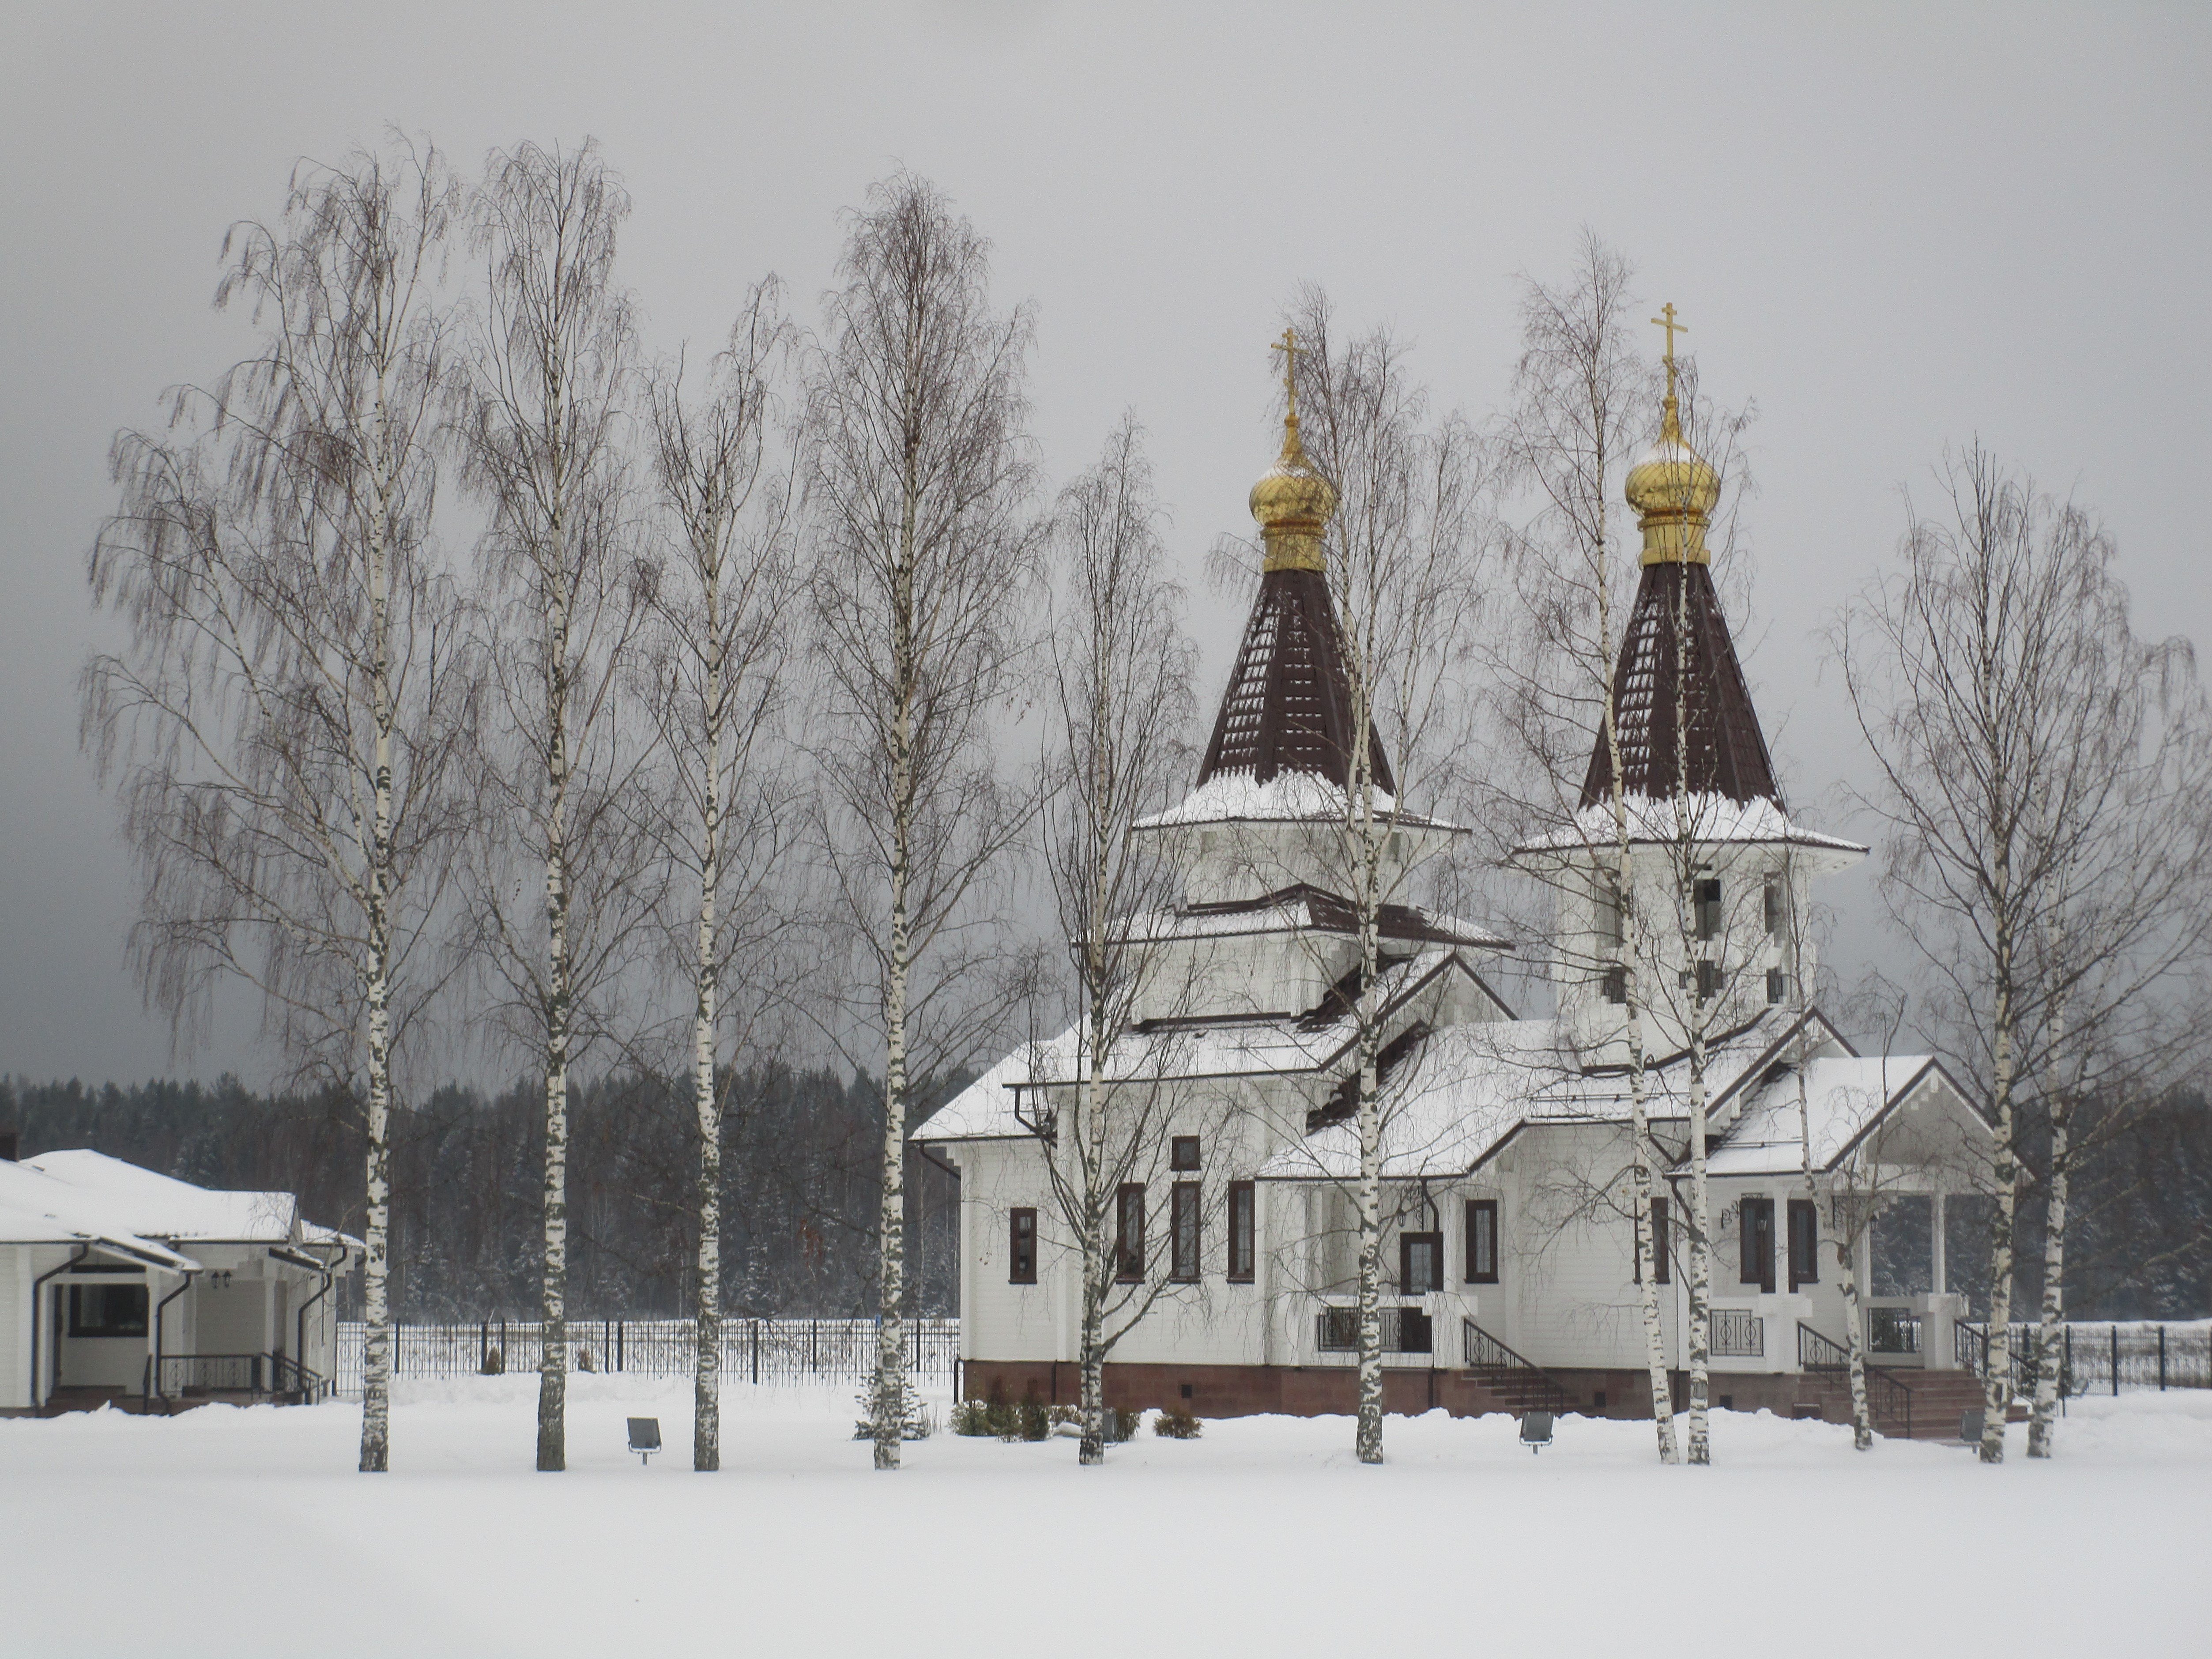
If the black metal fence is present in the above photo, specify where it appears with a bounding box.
[333,1316,958,1399]
[1956,1319,2211,1395]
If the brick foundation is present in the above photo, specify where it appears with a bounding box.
[959,1357,1980,1434]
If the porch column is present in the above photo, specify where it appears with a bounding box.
[1931,1192,1947,1294]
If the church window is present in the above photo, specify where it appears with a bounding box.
[1464,1199,1499,1284]
[1788,1199,1819,1290]
[1767,968,1788,1005]
[1765,876,1785,939]
[1740,1196,1776,1293]
[1170,1135,1201,1172]
[1400,1230,1443,1294]
[1115,1184,1146,1282]
[1008,1209,1036,1284]
[1170,1183,1201,1282]
[1227,1181,1256,1282]
[1696,958,1719,1002]
[1695,878,1722,941]
[1653,1196,1671,1284]
[1603,966,1627,1005]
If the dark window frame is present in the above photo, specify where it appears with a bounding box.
[1170,1135,1201,1172]
[1115,1183,1146,1282]
[1226,1180,1256,1283]
[1637,1195,1672,1285]
[1008,1207,1037,1285]
[1464,1199,1499,1284]
[1399,1230,1444,1295]
[68,1282,149,1338]
[1764,877,1784,939]
[1695,877,1722,941]
[1787,1197,1819,1291]
[1741,1195,1777,1293]
[1602,965,1627,1005]
[1695,958,1720,1003]
[1170,1182,1202,1282]
[1766,967,1788,1006]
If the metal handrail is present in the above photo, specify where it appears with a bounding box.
[1461,1319,1571,1412]
[1798,1321,1914,1439]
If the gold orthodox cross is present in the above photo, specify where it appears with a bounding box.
[1272,326,1301,419]
[1651,302,1687,399]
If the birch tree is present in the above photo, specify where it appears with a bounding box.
[1277,288,1488,1465]
[638,280,807,1471]
[1490,235,1678,1461]
[1837,445,2212,1462]
[806,171,1043,1470]
[84,138,472,1473]
[1030,416,1202,1464]
[456,140,653,1473]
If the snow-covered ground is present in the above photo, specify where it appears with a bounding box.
[4,1382,2206,1658]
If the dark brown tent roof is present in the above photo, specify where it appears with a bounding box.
[1580,559,1779,808]
[1197,567,1395,793]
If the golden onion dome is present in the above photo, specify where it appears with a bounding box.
[1624,394,1720,565]
[1251,329,1336,573]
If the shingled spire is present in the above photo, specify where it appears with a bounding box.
[1197,328,1395,794]
[1579,350,1779,809]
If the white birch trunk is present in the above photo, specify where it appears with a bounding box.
[871,452,919,1474]
[1979,881,2020,1464]
[692,677,723,1471]
[1834,1226,1875,1450]
[358,440,397,1474]
[1684,1049,1713,1464]
[537,570,573,1474]
[2027,1103,2069,1458]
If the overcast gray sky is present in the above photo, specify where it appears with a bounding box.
[4,2,2208,1086]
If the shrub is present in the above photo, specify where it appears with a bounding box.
[479,1346,505,1377]
[1153,1406,1202,1440]
[575,1347,596,1373]
[1111,1407,1141,1443]
[1018,1395,1051,1441]
[950,1398,994,1437]
[850,1378,935,1441]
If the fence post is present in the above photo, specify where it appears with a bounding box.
[752,1318,760,1385]
[618,1321,625,1374]
[2159,1324,2166,1391]
[811,1317,818,1374]
[2111,1324,2119,1396]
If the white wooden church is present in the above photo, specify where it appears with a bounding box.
[918,354,1993,1434]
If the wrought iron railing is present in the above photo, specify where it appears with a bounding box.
[1798,1322,1915,1439]
[271,1353,330,1404]
[156,1354,270,1396]
[1315,1306,1432,1354]
[1460,1319,1571,1412]
[1711,1307,1764,1358]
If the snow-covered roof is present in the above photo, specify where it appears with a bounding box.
[0,1158,201,1270]
[915,950,1497,1143]
[1259,1019,1568,1181]
[1115,887,1507,951]
[24,1150,302,1242]
[1511,793,1867,858]
[1135,768,1461,832]
[1701,1054,1975,1177]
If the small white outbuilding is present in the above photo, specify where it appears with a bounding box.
[0,1147,355,1413]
